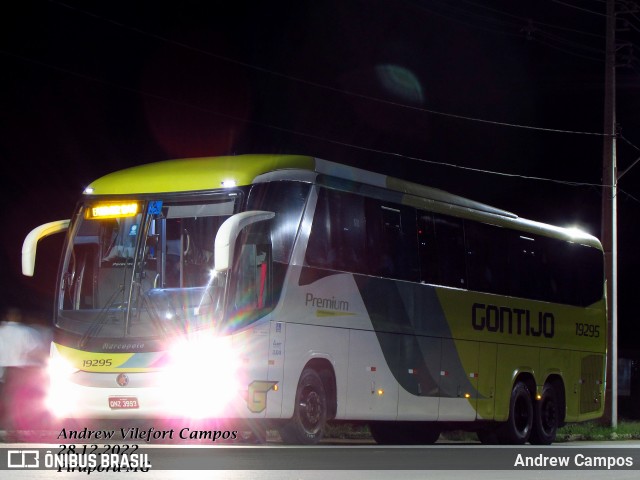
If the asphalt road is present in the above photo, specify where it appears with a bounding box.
[1,439,639,480]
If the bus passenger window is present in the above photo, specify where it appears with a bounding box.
[544,239,604,306]
[247,182,310,264]
[366,202,397,277]
[331,191,366,273]
[466,222,509,296]
[433,214,466,288]
[418,212,437,284]
[508,233,552,302]
[305,188,366,274]
[366,200,419,281]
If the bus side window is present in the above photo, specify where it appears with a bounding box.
[306,188,366,274]
[545,239,603,307]
[466,221,509,296]
[433,214,467,288]
[331,190,366,273]
[367,202,397,277]
[247,181,311,264]
[508,233,552,302]
[418,212,438,285]
[366,200,419,281]
[573,243,604,306]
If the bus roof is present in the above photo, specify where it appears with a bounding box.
[84,154,601,249]
[85,154,509,214]
[84,154,316,195]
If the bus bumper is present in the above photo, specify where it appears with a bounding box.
[46,370,251,421]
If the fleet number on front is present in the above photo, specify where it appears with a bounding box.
[83,359,113,367]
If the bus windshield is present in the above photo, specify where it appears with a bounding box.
[57,193,242,341]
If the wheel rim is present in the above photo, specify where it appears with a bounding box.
[299,388,323,433]
[540,397,558,435]
[514,394,532,436]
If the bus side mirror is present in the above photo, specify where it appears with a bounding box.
[22,220,70,276]
[214,211,274,272]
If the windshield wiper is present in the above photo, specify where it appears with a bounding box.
[130,281,174,338]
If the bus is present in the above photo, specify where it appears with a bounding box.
[22,154,606,445]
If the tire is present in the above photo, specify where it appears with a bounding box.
[496,381,533,444]
[279,369,327,444]
[369,422,402,445]
[529,383,559,445]
[370,422,440,445]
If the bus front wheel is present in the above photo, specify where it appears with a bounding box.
[279,368,327,444]
[497,381,533,444]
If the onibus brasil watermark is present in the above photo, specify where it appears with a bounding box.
[7,446,152,473]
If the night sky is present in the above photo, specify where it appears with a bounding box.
[1,0,639,349]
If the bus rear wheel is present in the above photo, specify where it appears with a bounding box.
[279,368,327,444]
[497,381,533,444]
[530,383,559,445]
[370,422,401,444]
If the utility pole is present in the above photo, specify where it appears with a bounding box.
[601,0,617,428]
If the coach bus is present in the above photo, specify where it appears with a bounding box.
[22,154,606,444]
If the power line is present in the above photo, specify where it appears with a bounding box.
[420,0,604,54]
[31,1,640,200]
[48,0,611,137]
[536,29,605,54]
[461,0,606,39]
[0,47,608,191]
[531,37,603,61]
[619,187,640,204]
[619,134,640,151]
[551,0,610,17]
[413,1,607,64]
[423,0,526,34]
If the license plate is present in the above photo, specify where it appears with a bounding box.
[108,396,139,409]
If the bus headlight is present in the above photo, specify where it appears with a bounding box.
[46,348,80,418]
[160,334,240,418]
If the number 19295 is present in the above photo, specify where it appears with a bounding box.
[83,359,113,367]
[575,322,600,338]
